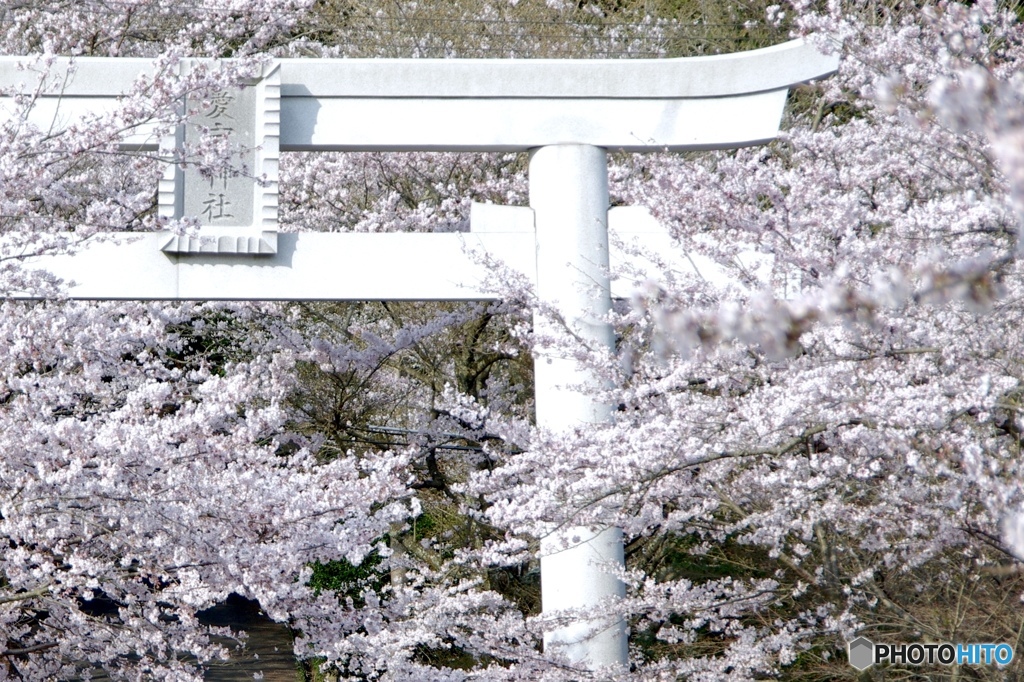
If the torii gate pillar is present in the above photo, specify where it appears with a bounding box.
[530,144,626,666]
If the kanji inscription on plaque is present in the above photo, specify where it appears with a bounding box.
[160,62,280,255]
[185,85,256,227]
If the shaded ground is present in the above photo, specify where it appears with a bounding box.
[199,594,298,681]
[71,594,298,681]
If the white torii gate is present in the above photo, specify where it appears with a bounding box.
[0,41,838,670]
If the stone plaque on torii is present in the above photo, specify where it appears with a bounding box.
[0,41,839,670]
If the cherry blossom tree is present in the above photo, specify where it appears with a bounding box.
[591,1,1024,677]
[0,2,412,680]
[277,3,1024,679]
[3,1,1024,680]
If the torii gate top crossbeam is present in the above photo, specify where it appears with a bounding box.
[276,38,832,99]
[0,39,838,152]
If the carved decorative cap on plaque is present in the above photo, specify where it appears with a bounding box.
[160,61,280,255]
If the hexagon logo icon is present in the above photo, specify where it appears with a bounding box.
[848,636,875,670]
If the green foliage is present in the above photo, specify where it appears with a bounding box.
[307,551,385,604]
[291,0,788,59]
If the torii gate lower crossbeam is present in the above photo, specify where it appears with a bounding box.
[0,40,839,672]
